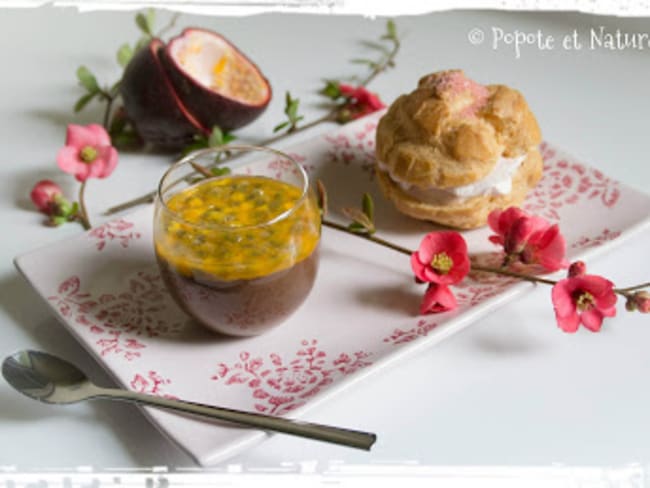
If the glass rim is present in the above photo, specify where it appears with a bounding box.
[157,144,310,232]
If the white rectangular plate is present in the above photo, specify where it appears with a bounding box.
[15,111,650,465]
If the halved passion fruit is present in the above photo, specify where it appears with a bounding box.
[160,28,272,132]
[120,29,272,149]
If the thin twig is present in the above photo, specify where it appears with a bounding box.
[358,38,400,88]
[102,94,114,130]
[322,219,563,288]
[615,282,650,294]
[469,264,557,286]
[156,13,180,38]
[322,219,412,255]
[77,180,92,230]
[190,162,213,178]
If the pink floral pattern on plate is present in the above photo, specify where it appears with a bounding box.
[211,339,372,415]
[89,219,142,251]
[266,152,315,177]
[383,319,439,345]
[324,121,377,178]
[48,271,187,361]
[130,371,178,399]
[524,156,621,221]
[571,228,622,250]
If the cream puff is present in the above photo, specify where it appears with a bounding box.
[375,69,543,229]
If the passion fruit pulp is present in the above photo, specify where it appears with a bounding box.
[160,28,272,132]
[120,29,272,149]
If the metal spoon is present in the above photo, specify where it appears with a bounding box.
[2,350,376,450]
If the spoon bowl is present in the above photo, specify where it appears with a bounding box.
[2,350,376,451]
[2,350,94,404]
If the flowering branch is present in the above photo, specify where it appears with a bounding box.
[104,19,401,216]
[325,192,648,329]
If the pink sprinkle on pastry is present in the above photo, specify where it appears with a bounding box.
[421,70,489,116]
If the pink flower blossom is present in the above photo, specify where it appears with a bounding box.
[488,207,568,272]
[411,231,470,285]
[338,84,385,121]
[56,124,118,182]
[30,180,63,215]
[551,274,617,333]
[420,283,457,314]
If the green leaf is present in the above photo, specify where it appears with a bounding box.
[57,198,72,216]
[73,92,96,113]
[288,100,300,120]
[211,167,231,177]
[347,222,367,234]
[208,126,224,147]
[273,121,290,133]
[117,43,134,68]
[386,19,397,40]
[320,80,341,100]
[76,66,99,93]
[135,10,154,36]
[146,9,156,32]
[69,202,80,218]
[222,132,236,144]
[181,140,209,157]
[362,192,374,222]
[112,132,140,148]
[51,215,68,226]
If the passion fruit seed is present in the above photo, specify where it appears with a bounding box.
[155,175,319,281]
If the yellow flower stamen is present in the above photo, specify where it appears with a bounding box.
[575,291,595,312]
[430,252,453,274]
[79,146,98,163]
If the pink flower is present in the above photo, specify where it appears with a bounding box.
[411,231,470,285]
[420,283,457,314]
[338,84,385,121]
[551,274,617,333]
[30,180,63,215]
[56,124,118,182]
[488,207,568,272]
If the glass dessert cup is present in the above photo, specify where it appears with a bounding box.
[154,145,321,337]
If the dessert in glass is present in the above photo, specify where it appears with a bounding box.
[154,145,321,337]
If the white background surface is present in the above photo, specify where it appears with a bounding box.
[0,6,649,470]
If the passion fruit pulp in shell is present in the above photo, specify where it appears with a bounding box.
[120,29,272,149]
[159,28,272,132]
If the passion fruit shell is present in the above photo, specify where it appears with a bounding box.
[120,29,272,150]
[121,39,209,149]
[159,28,272,132]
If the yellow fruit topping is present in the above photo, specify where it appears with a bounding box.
[155,175,320,281]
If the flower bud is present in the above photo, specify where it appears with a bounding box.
[568,260,587,277]
[632,291,650,313]
[30,180,63,215]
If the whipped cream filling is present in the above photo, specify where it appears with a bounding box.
[379,154,526,204]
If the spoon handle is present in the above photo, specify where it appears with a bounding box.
[95,388,376,450]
